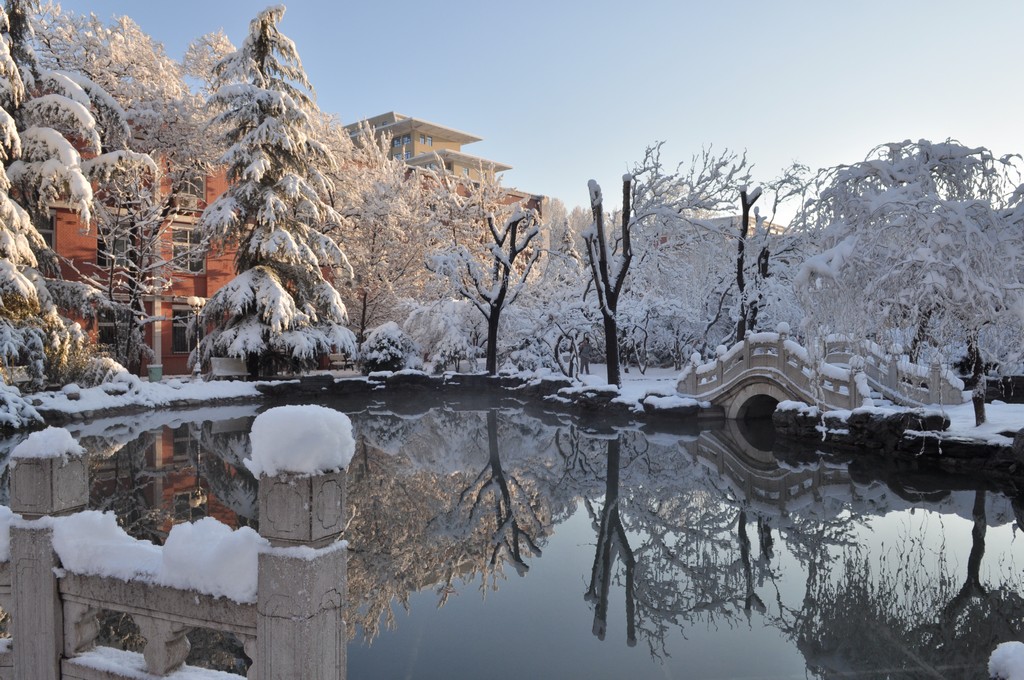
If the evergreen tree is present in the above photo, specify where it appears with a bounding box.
[0,0,118,387]
[198,6,354,375]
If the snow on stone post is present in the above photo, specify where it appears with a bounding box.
[928,359,943,405]
[683,352,701,394]
[886,354,900,395]
[8,428,87,680]
[9,427,88,520]
[776,323,790,372]
[245,405,354,679]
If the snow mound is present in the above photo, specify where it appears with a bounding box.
[991,641,1024,680]
[643,394,701,410]
[245,405,354,477]
[11,426,84,459]
[0,505,16,561]
[160,518,268,602]
[52,511,270,603]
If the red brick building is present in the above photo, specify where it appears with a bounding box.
[52,170,236,377]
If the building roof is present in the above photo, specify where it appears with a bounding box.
[406,148,513,173]
[344,112,482,145]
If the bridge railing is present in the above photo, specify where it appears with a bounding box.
[679,328,964,410]
[678,326,863,410]
[0,429,348,680]
[823,335,964,406]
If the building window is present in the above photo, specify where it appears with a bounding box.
[172,223,204,273]
[175,168,205,210]
[462,167,470,177]
[426,136,432,147]
[96,229,129,268]
[419,134,425,144]
[172,309,194,354]
[402,134,411,145]
[97,310,117,346]
[38,213,55,249]
[404,151,412,160]
[393,138,401,148]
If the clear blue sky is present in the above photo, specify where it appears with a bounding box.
[54,0,1024,212]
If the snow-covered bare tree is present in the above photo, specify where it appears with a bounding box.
[427,168,541,375]
[795,139,1024,425]
[585,144,747,385]
[182,30,236,97]
[34,6,222,372]
[76,153,171,372]
[404,298,484,372]
[516,199,596,376]
[197,5,354,375]
[327,120,433,343]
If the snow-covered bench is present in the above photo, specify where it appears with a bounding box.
[4,366,30,386]
[328,353,354,370]
[207,357,249,380]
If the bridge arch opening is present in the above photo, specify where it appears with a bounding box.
[735,394,780,420]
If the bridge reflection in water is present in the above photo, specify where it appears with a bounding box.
[15,400,1023,679]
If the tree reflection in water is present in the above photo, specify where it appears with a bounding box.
[778,488,1024,678]
[14,402,1024,678]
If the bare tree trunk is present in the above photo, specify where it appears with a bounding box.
[584,178,632,387]
[746,246,770,336]
[485,306,501,376]
[602,315,621,387]
[735,188,761,343]
[968,333,986,426]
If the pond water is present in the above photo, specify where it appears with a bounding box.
[5,396,1023,679]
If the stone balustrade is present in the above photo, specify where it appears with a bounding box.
[677,328,965,411]
[0,435,348,680]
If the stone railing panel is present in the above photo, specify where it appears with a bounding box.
[2,413,350,680]
[60,574,257,637]
[62,601,99,658]
[135,615,190,675]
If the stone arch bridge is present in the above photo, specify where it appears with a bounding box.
[676,328,965,419]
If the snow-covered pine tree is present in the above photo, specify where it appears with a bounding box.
[198,5,354,376]
[0,0,124,387]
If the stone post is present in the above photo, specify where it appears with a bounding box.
[682,352,700,395]
[929,360,942,405]
[256,469,347,679]
[9,446,88,680]
[887,355,901,396]
[776,325,789,372]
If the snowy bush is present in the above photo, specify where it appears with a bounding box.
[0,385,42,430]
[404,299,482,373]
[361,322,420,374]
[76,356,133,388]
[502,334,558,374]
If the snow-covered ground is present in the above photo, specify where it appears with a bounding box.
[3,363,1021,444]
